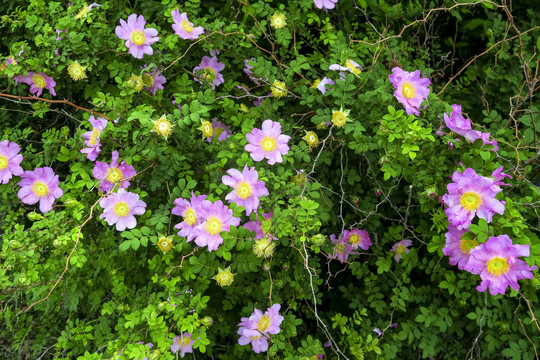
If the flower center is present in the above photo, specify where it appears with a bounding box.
[335,243,346,253]
[348,234,361,245]
[332,111,347,127]
[130,30,146,46]
[32,74,46,89]
[75,5,89,19]
[154,118,172,137]
[142,73,154,87]
[113,201,130,217]
[182,207,197,226]
[402,81,416,99]
[0,155,7,170]
[258,315,270,332]
[181,19,194,33]
[486,257,510,277]
[214,127,224,138]
[31,181,49,197]
[88,128,100,146]
[203,68,216,81]
[205,216,223,235]
[106,168,124,183]
[345,59,361,75]
[235,181,252,200]
[253,238,275,258]
[311,79,321,88]
[180,336,191,346]
[460,191,483,212]
[459,238,479,255]
[202,121,213,137]
[395,244,406,254]
[216,270,234,286]
[261,136,277,152]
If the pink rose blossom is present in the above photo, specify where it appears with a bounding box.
[206,118,231,142]
[92,151,137,193]
[465,235,536,295]
[80,116,108,161]
[238,303,284,353]
[172,192,210,241]
[389,67,430,116]
[193,56,225,89]
[17,167,63,213]
[222,165,269,216]
[442,168,505,230]
[343,228,371,251]
[171,10,204,40]
[391,239,412,262]
[195,200,240,251]
[115,14,159,59]
[0,140,24,184]
[14,72,56,97]
[442,225,479,269]
[245,119,290,165]
[99,188,146,231]
[329,234,355,263]
[171,333,194,358]
[314,0,338,11]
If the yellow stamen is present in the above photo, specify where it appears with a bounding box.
[32,74,46,89]
[88,128,99,146]
[258,315,270,331]
[106,168,123,183]
[486,257,509,277]
[130,30,146,46]
[181,20,193,33]
[460,191,483,212]
[348,234,361,245]
[402,81,416,99]
[182,207,197,226]
[32,181,49,197]
[459,238,479,255]
[113,201,130,217]
[332,110,347,128]
[0,155,7,170]
[205,216,222,235]
[261,137,277,152]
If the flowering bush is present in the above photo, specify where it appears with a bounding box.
[1,0,539,359]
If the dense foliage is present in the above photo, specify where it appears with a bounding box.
[1,0,539,359]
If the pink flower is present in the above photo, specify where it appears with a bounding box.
[329,234,355,263]
[442,225,479,269]
[206,118,231,142]
[491,166,512,186]
[171,10,204,40]
[243,212,273,239]
[465,235,536,295]
[329,60,362,76]
[391,239,412,262]
[80,116,108,161]
[115,14,159,59]
[195,200,240,251]
[14,72,56,97]
[314,0,338,11]
[238,304,284,353]
[17,167,63,213]
[317,77,335,94]
[388,67,430,116]
[442,168,505,230]
[142,65,166,95]
[92,151,137,193]
[172,192,210,241]
[245,119,290,165]
[193,56,225,89]
[99,188,146,231]
[171,333,194,358]
[0,140,24,184]
[222,165,269,216]
[442,104,498,151]
[343,228,371,251]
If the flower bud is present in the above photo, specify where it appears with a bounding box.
[27,211,42,221]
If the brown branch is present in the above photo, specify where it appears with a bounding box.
[166,247,200,276]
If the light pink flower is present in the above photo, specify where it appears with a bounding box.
[206,118,231,142]
[171,333,194,358]
[80,116,108,161]
[314,0,338,11]
[171,10,204,40]
[465,235,536,295]
[317,77,335,94]
[17,167,63,213]
[14,72,56,97]
[99,188,146,231]
[222,165,269,216]
[172,192,210,241]
[329,234,355,263]
[391,239,412,262]
[115,14,159,59]
[245,119,290,165]
[389,67,430,116]
[195,200,240,251]
[442,104,498,151]
[193,56,225,89]
[343,228,371,251]
[0,140,24,184]
[238,304,284,353]
[442,225,479,269]
[243,212,273,240]
[92,151,137,193]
